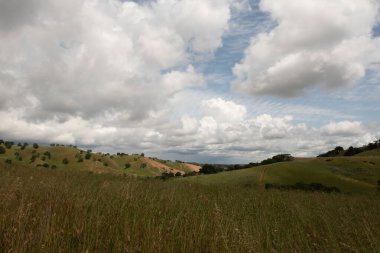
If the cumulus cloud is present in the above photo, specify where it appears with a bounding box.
[201,97,247,122]
[321,121,365,137]
[0,96,377,162]
[233,0,380,97]
[1,0,378,163]
[0,0,231,122]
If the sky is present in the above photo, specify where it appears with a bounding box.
[0,0,380,163]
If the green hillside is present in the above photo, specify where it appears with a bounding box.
[0,143,198,177]
[183,155,380,194]
[1,143,380,252]
[1,141,380,194]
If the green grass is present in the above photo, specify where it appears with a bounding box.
[183,157,380,194]
[1,145,380,251]
[355,148,380,157]
[1,165,380,252]
[0,144,189,177]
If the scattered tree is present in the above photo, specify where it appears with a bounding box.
[33,143,39,149]
[44,151,51,159]
[199,164,224,174]
[0,146,6,154]
[4,141,13,149]
[62,158,69,165]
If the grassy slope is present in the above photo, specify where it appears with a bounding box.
[183,155,380,193]
[1,166,380,252]
[0,144,190,177]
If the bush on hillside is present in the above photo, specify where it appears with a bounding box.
[33,143,39,149]
[157,172,175,180]
[265,182,340,193]
[44,151,51,159]
[199,164,224,174]
[344,146,362,156]
[0,146,6,154]
[62,158,69,165]
[4,141,13,149]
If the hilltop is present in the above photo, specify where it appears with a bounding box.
[0,141,200,177]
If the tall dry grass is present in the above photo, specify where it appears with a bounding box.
[1,165,380,252]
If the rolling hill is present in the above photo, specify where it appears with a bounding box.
[0,143,200,177]
[182,153,380,194]
[1,141,380,194]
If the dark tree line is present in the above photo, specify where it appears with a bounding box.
[318,140,380,157]
[199,154,294,174]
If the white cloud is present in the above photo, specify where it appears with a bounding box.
[201,97,247,122]
[0,0,231,122]
[0,97,377,162]
[233,0,380,97]
[321,121,365,137]
[0,0,379,163]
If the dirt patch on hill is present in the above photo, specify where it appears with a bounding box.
[184,163,201,172]
[143,158,184,175]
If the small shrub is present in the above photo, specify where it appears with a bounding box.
[62,158,69,165]
[85,153,91,159]
[0,146,6,154]
[158,172,175,180]
[125,163,131,169]
[43,151,51,159]
[103,162,108,167]
[33,143,39,149]
[5,159,12,164]
[4,142,13,149]
[140,163,147,168]
[77,158,84,163]
[30,155,38,163]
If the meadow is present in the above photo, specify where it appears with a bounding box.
[1,164,380,253]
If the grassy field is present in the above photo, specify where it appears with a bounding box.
[1,165,380,252]
[1,144,380,252]
[183,156,380,194]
